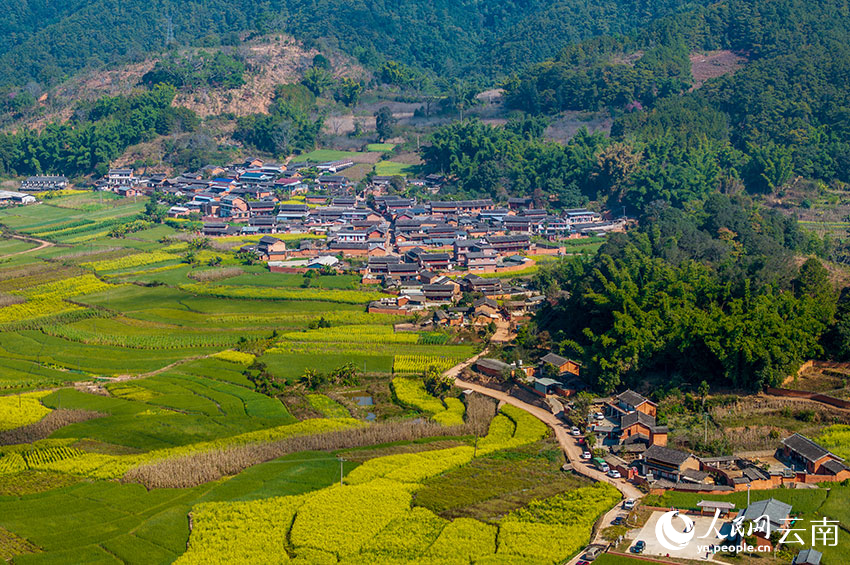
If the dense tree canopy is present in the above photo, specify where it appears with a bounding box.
[0,0,710,88]
[532,196,833,393]
[0,84,197,176]
[233,84,322,157]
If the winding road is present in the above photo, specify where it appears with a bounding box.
[453,376,643,500]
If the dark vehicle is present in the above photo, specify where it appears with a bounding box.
[612,516,625,526]
[631,540,646,554]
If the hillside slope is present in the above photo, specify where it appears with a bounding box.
[0,0,709,87]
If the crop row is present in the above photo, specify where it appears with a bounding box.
[204,310,399,327]
[418,332,450,345]
[34,418,362,479]
[279,325,418,345]
[0,445,86,476]
[21,446,83,467]
[83,251,178,272]
[180,283,392,304]
[0,299,83,325]
[392,355,464,374]
[0,391,51,431]
[41,324,260,349]
[30,216,130,239]
[392,378,465,426]
[22,274,112,300]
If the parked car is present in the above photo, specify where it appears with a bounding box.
[612,516,625,526]
[582,451,592,459]
[632,540,645,554]
[623,498,636,510]
[570,426,581,436]
[576,561,590,565]
[582,546,604,561]
[594,412,605,420]
[608,469,621,478]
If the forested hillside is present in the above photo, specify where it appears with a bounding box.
[501,0,850,192]
[0,0,706,87]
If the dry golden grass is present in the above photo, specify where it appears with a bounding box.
[125,394,496,489]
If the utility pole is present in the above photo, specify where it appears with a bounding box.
[704,412,708,444]
[338,457,345,486]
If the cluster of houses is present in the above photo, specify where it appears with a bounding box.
[466,357,850,500]
[70,158,622,248]
[571,390,850,492]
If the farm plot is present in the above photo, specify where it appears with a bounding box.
[0,331,214,376]
[42,316,268,349]
[180,282,391,304]
[0,391,51,431]
[178,405,608,565]
[0,238,36,256]
[263,323,471,383]
[393,353,470,374]
[392,377,465,426]
[306,394,350,418]
[0,452,352,565]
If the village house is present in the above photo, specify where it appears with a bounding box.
[20,175,68,191]
[107,168,138,187]
[256,235,289,261]
[474,358,513,379]
[740,498,793,535]
[779,433,850,478]
[640,445,702,483]
[539,352,581,378]
[793,549,823,565]
[219,195,249,221]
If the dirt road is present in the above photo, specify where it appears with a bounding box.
[3,234,54,256]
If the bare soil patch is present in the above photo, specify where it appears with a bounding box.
[690,50,748,89]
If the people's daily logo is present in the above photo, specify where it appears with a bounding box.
[655,511,695,551]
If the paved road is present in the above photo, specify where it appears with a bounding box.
[453,377,643,500]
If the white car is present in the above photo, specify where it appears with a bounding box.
[570,427,581,436]
[608,469,621,478]
[594,412,605,420]
[623,498,636,510]
[582,451,592,459]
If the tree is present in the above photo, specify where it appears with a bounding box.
[697,380,709,409]
[594,142,641,204]
[375,107,396,142]
[301,66,333,96]
[143,194,166,223]
[423,364,452,397]
[334,77,362,106]
[299,368,326,390]
[571,391,594,424]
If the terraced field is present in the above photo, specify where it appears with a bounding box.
[0,195,621,564]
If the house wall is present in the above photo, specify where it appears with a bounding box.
[650,431,668,447]
[635,402,657,418]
